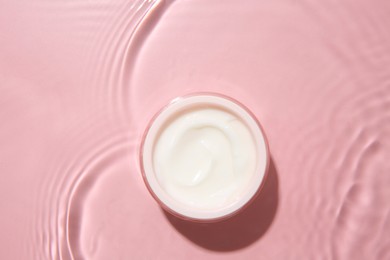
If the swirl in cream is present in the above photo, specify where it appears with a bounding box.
[153,107,257,209]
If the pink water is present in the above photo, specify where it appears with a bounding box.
[1,0,390,259]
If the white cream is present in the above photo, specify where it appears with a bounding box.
[153,108,256,209]
[141,95,268,220]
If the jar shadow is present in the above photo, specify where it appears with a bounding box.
[162,158,279,251]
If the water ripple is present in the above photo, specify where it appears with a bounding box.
[2,0,390,258]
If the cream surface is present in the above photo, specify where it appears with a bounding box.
[153,107,256,210]
[1,0,390,259]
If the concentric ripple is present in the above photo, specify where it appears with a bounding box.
[1,0,390,259]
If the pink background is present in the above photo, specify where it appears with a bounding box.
[1,0,390,259]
